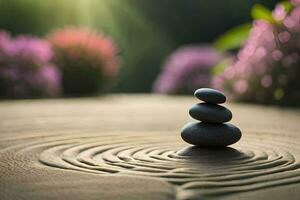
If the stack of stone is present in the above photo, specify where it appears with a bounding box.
[181,88,242,147]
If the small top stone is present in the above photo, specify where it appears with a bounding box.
[194,88,226,104]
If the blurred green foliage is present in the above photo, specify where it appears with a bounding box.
[214,1,292,52]
[213,23,252,51]
[251,4,275,22]
[0,0,279,93]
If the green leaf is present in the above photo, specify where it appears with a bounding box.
[274,88,284,100]
[281,1,293,12]
[213,23,252,51]
[251,4,275,22]
[211,58,231,75]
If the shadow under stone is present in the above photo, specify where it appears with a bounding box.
[176,146,247,165]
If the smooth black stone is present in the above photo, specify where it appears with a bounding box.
[194,88,226,104]
[189,103,232,123]
[181,122,242,147]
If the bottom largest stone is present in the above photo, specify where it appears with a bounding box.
[181,122,242,147]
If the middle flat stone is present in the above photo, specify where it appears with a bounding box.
[189,103,232,123]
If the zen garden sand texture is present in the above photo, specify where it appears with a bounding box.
[0,95,300,200]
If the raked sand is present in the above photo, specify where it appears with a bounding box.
[0,95,300,200]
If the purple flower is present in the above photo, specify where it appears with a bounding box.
[153,45,225,94]
[0,30,61,98]
[213,2,300,105]
[12,36,54,67]
[291,0,300,6]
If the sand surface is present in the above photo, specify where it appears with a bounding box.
[0,95,300,200]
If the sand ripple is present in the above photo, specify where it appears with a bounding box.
[37,132,300,199]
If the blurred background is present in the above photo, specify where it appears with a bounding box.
[0,0,299,106]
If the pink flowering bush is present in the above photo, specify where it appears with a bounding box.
[0,31,61,98]
[153,45,225,94]
[48,27,120,95]
[213,1,300,106]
